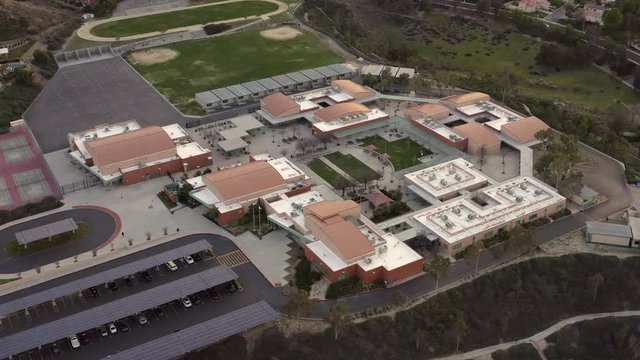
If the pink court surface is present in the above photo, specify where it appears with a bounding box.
[0,129,61,210]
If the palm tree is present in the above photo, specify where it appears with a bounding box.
[429,256,451,291]
[590,273,604,304]
[464,242,484,275]
[452,311,468,353]
[328,304,349,341]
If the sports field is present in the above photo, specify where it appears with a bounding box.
[307,159,346,186]
[359,135,430,170]
[128,29,342,114]
[90,1,278,38]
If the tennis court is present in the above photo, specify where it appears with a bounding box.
[0,137,32,163]
[14,169,52,203]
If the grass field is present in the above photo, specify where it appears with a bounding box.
[408,15,640,109]
[91,1,278,38]
[325,152,380,181]
[5,222,88,257]
[129,29,342,114]
[359,135,430,170]
[308,159,346,185]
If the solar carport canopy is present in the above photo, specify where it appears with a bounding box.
[0,265,237,359]
[0,240,212,317]
[15,218,78,245]
[101,301,278,360]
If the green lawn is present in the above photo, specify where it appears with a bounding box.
[325,152,380,182]
[307,158,346,185]
[129,29,342,114]
[91,1,278,38]
[0,278,18,286]
[5,222,88,257]
[411,15,640,109]
[359,135,430,170]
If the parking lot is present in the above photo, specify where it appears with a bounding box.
[0,234,286,360]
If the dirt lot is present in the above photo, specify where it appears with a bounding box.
[260,26,302,41]
[129,48,180,65]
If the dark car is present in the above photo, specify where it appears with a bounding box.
[50,343,61,355]
[124,275,135,286]
[153,307,166,318]
[224,281,237,294]
[79,333,91,345]
[89,287,99,297]
[192,253,202,262]
[107,281,119,291]
[140,271,152,282]
[116,321,130,333]
[190,294,203,306]
[208,288,221,300]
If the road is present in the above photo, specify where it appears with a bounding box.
[0,208,119,274]
[433,310,640,360]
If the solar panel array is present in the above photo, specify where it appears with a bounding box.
[0,240,212,317]
[101,301,278,360]
[15,218,78,245]
[0,265,237,359]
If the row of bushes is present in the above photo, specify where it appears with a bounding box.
[549,208,571,221]
[371,201,410,223]
[326,277,384,299]
[0,196,63,227]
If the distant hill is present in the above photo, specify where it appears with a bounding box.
[0,0,76,42]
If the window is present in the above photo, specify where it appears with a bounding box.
[206,103,212,107]
[222,100,228,103]
[253,93,259,96]
[452,243,462,250]
[529,214,538,220]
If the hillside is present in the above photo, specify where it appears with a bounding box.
[0,0,76,42]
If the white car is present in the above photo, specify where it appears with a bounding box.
[108,322,117,334]
[166,260,178,272]
[183,256,194,265]
[69,335,80,349]
[180,296,192,308]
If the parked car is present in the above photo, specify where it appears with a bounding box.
[183,256,195,265]
[89,287,99,297]
[107,281,119,291]
[116,321,130,333]
[135,313,149,325]
[192,253,202,262]
[189,294,202,306]
[99,325,109,337]
[108,322,117,334]
[69,335,80,349]
[153,307,167,318]
[232,279,243,292]
[208,288,221,300]
[50,343,61,354]
[224,281,237,293]
[166,260,178,272]
[79,332,91,345]
[140,271,152,282]
[180,297,192,308]
[124,275,135,286]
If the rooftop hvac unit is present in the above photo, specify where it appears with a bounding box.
[124,125,129,131]
[516,196,524,203]
[520,183,527,190]
[428,173,436,181]
[104,127,109,132]
[364,257,373,265]
[445,221,454,229]
[534,189,543,196]
[448,167,456,175]
[452,207,461,215]
[507,188,515,195]
[440,214,448,221]
[379,245,388,254]
[454,174,462,181]
[440,179,448,186]
[467,213,476,220]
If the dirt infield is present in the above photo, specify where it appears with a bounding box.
[259,26,302,41]
[128,48,179,65]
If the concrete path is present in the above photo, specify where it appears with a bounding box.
[432,311,640,360]
[77,0,288,42]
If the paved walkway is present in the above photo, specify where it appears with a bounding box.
[433,311,640,360]
[76,0,288,42]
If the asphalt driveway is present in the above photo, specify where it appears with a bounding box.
[0,208,117,274]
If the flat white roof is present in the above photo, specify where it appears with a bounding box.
[267,157,307,182]
[251,153,274,162]
[415,119,465,142]
[70,150,123,182]
[185,176,206,189]
[456,101,522,131]
[230,114,263,132]
[358,233,422,272]
[176,142,210,160]
[218,127,249,140]
[70,120,141,160]
[404,158,488,200]
[267,190,325,231]
[0,48,9,55]
[162,124,188,141]
[290,86,354,106]
[307,241,347,271]
[413,176,566,245]
[362,64,385,76]
[395,67,416,79]
[217,138,248,152]
[313,108,388,133]
[189,187,220,208]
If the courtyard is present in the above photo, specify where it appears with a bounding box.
[358,134,431,170]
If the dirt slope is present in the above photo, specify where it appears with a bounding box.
[0,0,75,41]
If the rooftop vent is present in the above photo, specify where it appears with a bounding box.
[467,213,476,220]
[452,207,461,215]
[454,174,462,181]
[428,173,436,181]
[534,189,543,196]
[440,214,448,221]
[445,221,454,229]
[516,196,524,203]
[363,257,372,265]
[440,179,448,186]
[520,183,527,190]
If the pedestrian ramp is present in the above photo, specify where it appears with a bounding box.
[216,250,250,268]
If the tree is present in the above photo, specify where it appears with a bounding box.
[328,304,349,340]
[509,224,536,255]
[284,288,314,317]
[452,311,468,353]
[464,241,484,275]
[429,256,451,291]
[333,176,353,197]
[391,290,407,308]
[534,128,554,151]
[176,182,194,204]
[603,8,624,36]
[590,272,604,304]
[12,67,33,85]
[495,63,517,103]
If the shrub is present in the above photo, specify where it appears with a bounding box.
[0,196,63,227]
[549,208,571,220]
[203,23,232,36]
[294,258,322,291]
